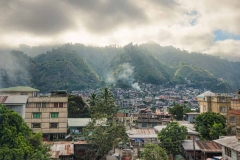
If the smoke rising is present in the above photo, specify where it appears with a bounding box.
[107,63,141,90]
[0,50,31,88]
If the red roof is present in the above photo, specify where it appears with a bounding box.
[196,140,222,153]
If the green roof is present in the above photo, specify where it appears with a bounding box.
[118,109,131,113]
[0,86,39,92]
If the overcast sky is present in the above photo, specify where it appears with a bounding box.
[0,0,239,59]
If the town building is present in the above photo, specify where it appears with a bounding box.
[185,112,200,123]
[0,86,68,141]
[0,95,28,118]
[26,90,68,141]
[197,91,231,117]
[181,140,222,160]
[226,96,240,133]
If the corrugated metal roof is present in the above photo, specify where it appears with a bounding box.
[214,136,240,152]
[0,95,28,104]
[0,86,39,92]
[127,129,157,138]
[196,140,222,153]
[181,140,201,151]
[68,118,91,127]
[154,123,199,135]
[0,96,8,103]
[49,142,74,158]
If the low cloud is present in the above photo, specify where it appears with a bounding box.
[0,0,239,60]
[204,40,240,61]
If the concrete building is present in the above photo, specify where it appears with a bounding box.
[197,91,231,117]
[0,95,28,118]
[225,97,240,133]
[26,94,68,141]
[185,112,200,123]
[0,86,39,97]
[0,86,68,141]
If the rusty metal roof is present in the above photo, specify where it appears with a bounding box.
[196,140,222,153]
[49,142,74,159]
[0,96,8,103]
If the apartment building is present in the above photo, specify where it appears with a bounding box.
[197,91,231,117]
[226,97,240,133]
[0,86,68,141]
[26,91,68,141]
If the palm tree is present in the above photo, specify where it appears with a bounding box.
[100,87,114,104]
[87,93,98,107]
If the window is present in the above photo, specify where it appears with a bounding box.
[237,151,240,160]
[36,103,41,108]
[219,106,227,113]
[152,123,158,127]
[230,117,236,123]
[50,123,58,128]
[42,103,46,108]
[33,112,41,118]
[32,123,41,128]
[59,103,63,107]
[142,123,147,128]
[219,97,226,102]
[225,147,231,157]
[51,112,58,118]
[203,106,206,112]
[54,103,58,108]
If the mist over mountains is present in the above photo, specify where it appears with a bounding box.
[0,43,239,93]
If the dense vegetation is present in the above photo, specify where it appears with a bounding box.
[0,104,50,160]
[83,87,127,159]
[1,42,240,92]
[194,112,226,140]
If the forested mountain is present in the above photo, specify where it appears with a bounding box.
[142,42,240,88]
[30,48,101,92]
[108,44,171,87]
[0,43,239,92]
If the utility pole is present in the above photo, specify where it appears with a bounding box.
[193,136,196,160]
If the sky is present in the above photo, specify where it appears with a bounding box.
[0,0,240,60]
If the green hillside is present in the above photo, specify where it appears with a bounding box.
[172,62,232,92]
[1,43,239,92]
[108,44,171,86]
[142,42,240,89]
[30,48,101,92]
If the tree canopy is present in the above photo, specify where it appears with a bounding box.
[0,104,50,160]
[140,144,168,160]
[68,95,90,118]
[194,112,226,140]
[83,87,127,159]
[89,87,118,119]
[158,122,187,155]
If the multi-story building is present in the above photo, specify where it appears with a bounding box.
[0,86,68,141]
[26,91,68,141]
[226,95,240,133]
[197,91,231,117]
